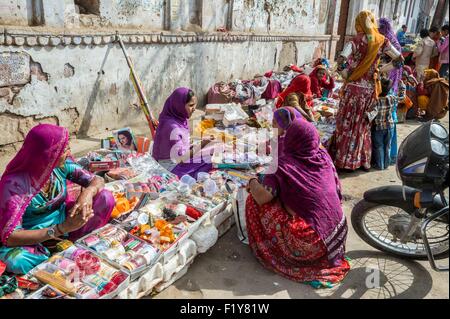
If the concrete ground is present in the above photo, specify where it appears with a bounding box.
[153,118,449,299]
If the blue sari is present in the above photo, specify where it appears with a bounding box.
[0,160,94,274]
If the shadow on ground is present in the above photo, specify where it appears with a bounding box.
[155,227,437,299]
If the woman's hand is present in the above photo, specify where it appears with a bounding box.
[69,189,95,217]
[62,203,93,233]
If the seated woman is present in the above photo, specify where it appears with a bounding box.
[272,107,302,155]
[422,69,449,121]
[275,74,315,122]
[0,124,114,274]
[152,87,213,179]
[245,117,350,287]
[309,65,335,99]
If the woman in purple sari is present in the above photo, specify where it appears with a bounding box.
[245,117,350,287]
[152,87,213,179]
[272,107,302,155]
[0,124,114,274]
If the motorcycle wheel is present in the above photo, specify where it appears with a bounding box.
[351,200,449,260]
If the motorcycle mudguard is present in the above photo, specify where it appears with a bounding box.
[363,185,445,213]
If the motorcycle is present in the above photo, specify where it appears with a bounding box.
[351,120,449,271]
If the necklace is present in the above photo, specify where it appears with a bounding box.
[41,173,54,199]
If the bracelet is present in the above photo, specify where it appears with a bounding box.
[56,224,65,236]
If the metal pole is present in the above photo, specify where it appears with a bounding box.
[116,32,157,138]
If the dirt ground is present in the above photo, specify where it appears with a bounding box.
[153,117,449,299]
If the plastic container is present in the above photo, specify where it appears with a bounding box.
[180,174,197,187]
[203,178,218,197]
[196,172,210,183]
[76,224,161,281]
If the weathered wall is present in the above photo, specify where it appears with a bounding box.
[0,35,322,143]
[0,0,32,26]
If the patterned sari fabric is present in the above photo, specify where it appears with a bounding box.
[330,33,390,170]
[0,124,114,274]
[246,119,350,287]
[246,198,350,287]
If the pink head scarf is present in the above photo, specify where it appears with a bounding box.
[0,124,69,244]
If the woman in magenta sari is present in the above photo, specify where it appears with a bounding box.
[272,107,302,155]
[0,124,114,274]
[245,117,350,287]
[152,87,213,179]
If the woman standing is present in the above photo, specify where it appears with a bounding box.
[152,87,213,179]
[414,29,438,82]
[330,11,402,171]
[0,124,114,274]
[245,117,350,287]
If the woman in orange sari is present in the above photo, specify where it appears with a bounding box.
[329,11,403,171]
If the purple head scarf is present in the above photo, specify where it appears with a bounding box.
[152,88,213,178]
[262,118,346,264]
[0,124,69,244]
[378,18,403,93]
[273,107,302,155]
[273,107,302,130]
[152,87,191,161]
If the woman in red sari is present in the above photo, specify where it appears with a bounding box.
[275,74,315,122]
[245,116,350,288]
[329,11,403,170]
[309,65,336,98]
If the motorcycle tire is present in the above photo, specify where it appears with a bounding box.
[351,200,449,260]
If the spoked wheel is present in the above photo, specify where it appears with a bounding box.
[351,200,449,260]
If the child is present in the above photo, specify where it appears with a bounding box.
[367,78,396,170]
[396,81,413,123]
